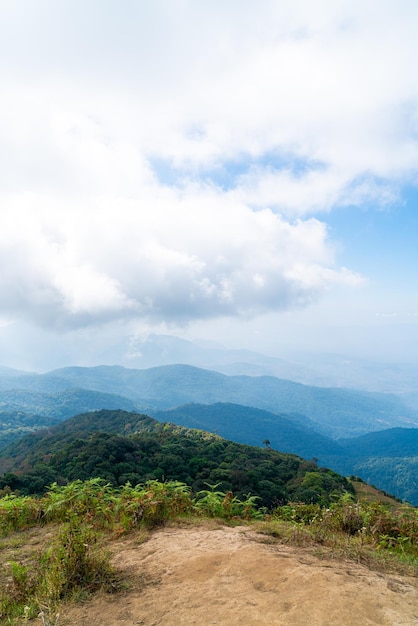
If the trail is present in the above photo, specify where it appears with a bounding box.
[59,524,418,626]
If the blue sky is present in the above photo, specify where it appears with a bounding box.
[0,0,418,371]
[327,196,418,292]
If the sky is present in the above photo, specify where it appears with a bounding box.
[1,0,418,371]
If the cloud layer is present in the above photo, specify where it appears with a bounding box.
[1,1,416,330]
[1,184,361,329]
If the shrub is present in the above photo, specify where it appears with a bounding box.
[119,480,194,528]
[274,503,322,524]
[0,493,43,535]
[40,514,116,603]
[0,513,116,622]
[196,483,261,520]
[321,497,365,536]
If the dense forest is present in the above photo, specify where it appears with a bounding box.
[0,410,352,508]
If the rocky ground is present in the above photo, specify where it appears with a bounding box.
[55,523,418,626]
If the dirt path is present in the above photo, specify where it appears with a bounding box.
[59,524,418,626]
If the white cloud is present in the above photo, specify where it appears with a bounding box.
[0,0,416,333]
[0,181,362,329]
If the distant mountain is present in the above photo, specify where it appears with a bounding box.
[278,351,418,396]
[339,428,418,458]
[103,333,418,395]
[1,363,417,439]
[400,391,418,412]
[42,364,418,438]
[328,428,418,505]
[0,366,35,378]
[150,402,344,461]
[0,388,139,450]
[122,333,321,381]
[1,362,417,502]
[0,387,138,420]
[4,333,418,394]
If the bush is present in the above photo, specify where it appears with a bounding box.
[0,513,116,622]
[273,503,322,524]
[40,514,116,603]
[321,495,365,536]
[119,480,194,528]
[196,483,262,520]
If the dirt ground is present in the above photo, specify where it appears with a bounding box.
[56,524,417,626]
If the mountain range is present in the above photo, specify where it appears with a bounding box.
[0,359,417,504]
[109,333,418,400]
[2,363,417,437]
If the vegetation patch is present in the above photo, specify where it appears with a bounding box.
[0,478,416,623]
[0,515,117,623]
[258,492,418,575]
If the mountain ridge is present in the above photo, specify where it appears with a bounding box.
[2,363,416,438]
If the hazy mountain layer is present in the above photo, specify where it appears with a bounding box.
[1,363,417,502]
[150,402,344,460]
[88,334,418,396]
[1,363,416,438]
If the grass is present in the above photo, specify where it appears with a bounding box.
[0,516,119,624]
[0,478,416,623]
[350,478,405,507]
[255,494,418,577]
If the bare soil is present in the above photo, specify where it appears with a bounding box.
[56,523,417,626]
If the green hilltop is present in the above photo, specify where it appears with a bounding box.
[0,409,351,508]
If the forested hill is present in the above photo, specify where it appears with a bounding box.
[1,365,417,503]
[150,403,418,505]
[339,428,418,458]
[0,409,352,508]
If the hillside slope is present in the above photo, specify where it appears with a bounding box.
[0,409,352,507]
[150,403,418,504]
